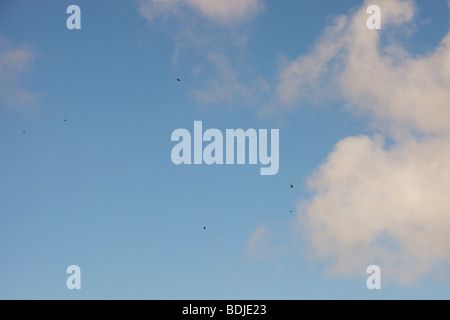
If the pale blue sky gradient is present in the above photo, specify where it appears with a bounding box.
[0,0,449,299]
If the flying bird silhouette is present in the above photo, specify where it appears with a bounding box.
[203,227,206,230]
[22,130,26,133]
[177,78,181,82]
[64,119,67,122]
[291,184,294,189]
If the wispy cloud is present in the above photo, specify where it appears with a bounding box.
[138,0,263,24]
[138,0,267,109]
[192,52,267,107]
[245,224,270,260]
[0,37,39,111]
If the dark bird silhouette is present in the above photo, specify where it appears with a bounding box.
[291,184,294,189]
[64,119,67,122]
[203,227,206,230]
[290,211,293,213]
[22,130,26,133]
[177,78,181,82]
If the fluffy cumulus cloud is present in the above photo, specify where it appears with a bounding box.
[251,0,450,283]
[269,0,450,136]
[0,38,38,110]
[302,135,450,282]
[139,0,263,23]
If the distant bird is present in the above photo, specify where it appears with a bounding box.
[290,211,293,213]
[177,78,181,82]
[22,130,26,133]
[203,227,206,230]
[290,184,294,189]
[64,119,67,122]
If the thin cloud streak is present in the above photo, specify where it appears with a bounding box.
[0,37,39,111]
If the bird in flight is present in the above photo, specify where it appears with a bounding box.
[291,184,294,189]
[22,130,26,133]
[203,227,206,230]
[64,119,67,122]
[290,211,293,213]
[177,78,181,82]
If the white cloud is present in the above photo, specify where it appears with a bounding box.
[301,135,450,282]
[255,0,450,283]
[188,0,262,22]
[139,0,263,23]
[268,0,450,136]
[0,38,39,110]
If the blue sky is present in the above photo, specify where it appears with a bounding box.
[1,0,449,299]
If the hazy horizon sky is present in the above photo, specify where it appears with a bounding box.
[1,0,450,299]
